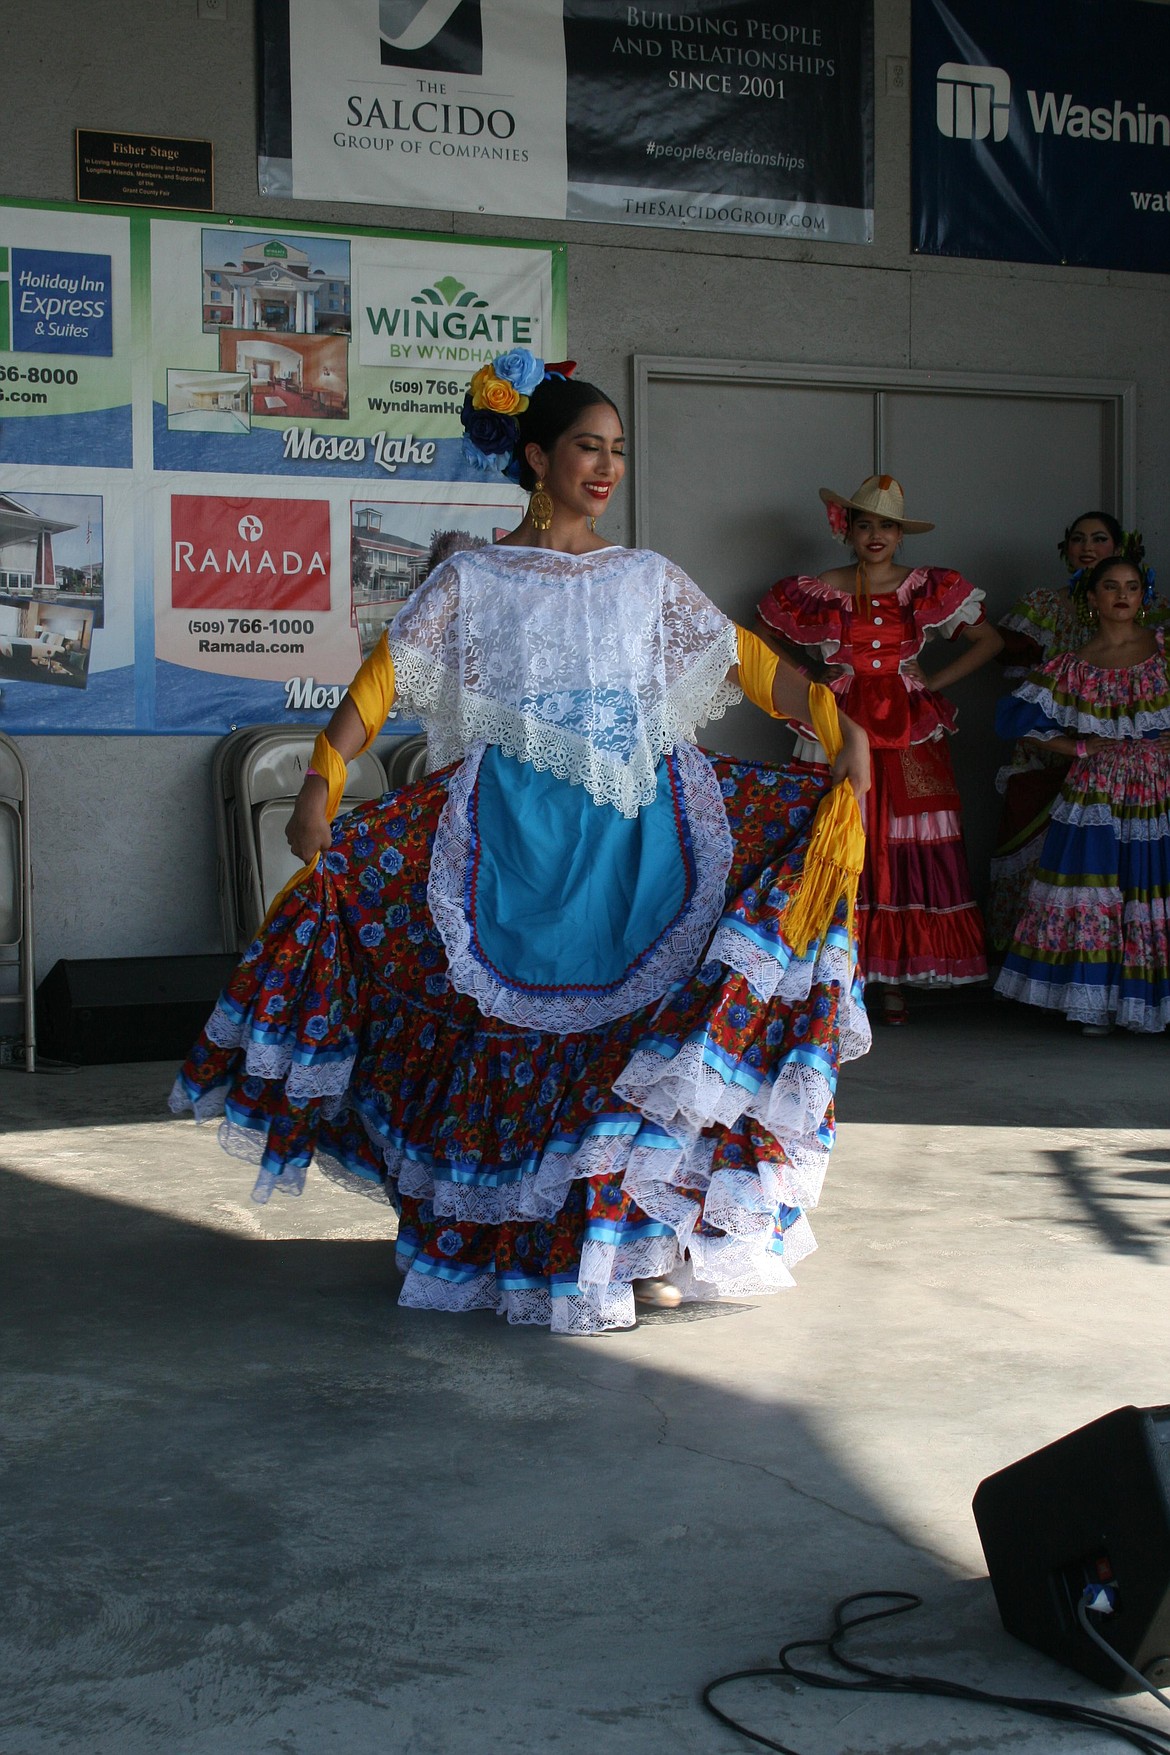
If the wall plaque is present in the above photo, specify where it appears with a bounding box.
[76,129,214,211]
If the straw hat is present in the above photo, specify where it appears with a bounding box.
[819,474,934,534]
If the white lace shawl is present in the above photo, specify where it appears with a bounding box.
[388,544,742,817]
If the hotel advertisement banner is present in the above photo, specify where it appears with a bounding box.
[0,197,564,734]
[257,0,874,245]
[913,0,1170,272]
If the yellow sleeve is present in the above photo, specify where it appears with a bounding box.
[735,624,783,718]
[310,632,396,821]
[260,635,398,929]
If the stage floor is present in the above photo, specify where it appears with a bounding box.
[2,993,1168,1753]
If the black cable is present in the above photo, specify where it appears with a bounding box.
[703,1591,1170,1755]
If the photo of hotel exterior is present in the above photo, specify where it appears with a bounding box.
[351,505,430,657]
[350,504,518,655]
[201,231,351,336]
[0,492,104,627]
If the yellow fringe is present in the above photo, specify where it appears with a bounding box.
[781,681,865,958]
[260,634,397,929]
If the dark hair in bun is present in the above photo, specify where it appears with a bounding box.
[1059,510,1123,564]
[513,376,620,490]
[1083,552,1143,593]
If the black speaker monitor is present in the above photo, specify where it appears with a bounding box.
[973,1404,1170,1692]
[36,954,236,1064]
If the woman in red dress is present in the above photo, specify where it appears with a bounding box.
[756,475,1002,1022]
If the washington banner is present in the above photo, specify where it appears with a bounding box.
[258,0,874,245]
[0,197,564,735]
[913,0,1170,272]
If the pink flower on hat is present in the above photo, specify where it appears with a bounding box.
[826,500,850,542]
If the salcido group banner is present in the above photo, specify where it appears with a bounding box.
[0,197,564,734]
[258,0,874,245]
[913,0,1170,272]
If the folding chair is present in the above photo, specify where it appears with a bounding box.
[230,730,389,950]
[0,733,35,1070]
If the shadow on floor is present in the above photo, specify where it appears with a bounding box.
[838,989,1170,1130]
[0,1157,1118,1755]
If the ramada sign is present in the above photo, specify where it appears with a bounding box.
[171,495,332,611]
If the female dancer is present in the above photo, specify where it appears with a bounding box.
[996,554,1170,1035]
[172,352,871,1334]
[988,514,1165,951]
[756,476,1001,1023]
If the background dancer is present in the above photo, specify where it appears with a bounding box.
[996,553,1170,1035]
[756,475,1001,1025]
[989,512,1166,953]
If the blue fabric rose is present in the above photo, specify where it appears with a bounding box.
[462,434,500,473]
[493,349,545,395]
[463,408,517,457]
[359,923,385,948]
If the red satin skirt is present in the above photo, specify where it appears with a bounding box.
[857,741,987,987]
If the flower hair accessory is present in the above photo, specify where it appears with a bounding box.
[825,500,851,543]
[1070,529,1157,626]
[459,349,577,478]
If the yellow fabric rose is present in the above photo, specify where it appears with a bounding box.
[481,375,524,415]
[469,363,494,408]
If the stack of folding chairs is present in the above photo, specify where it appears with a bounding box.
[213,725,427,953]
[0,732,35,1070]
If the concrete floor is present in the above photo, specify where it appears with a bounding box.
[2,992,1169,1754]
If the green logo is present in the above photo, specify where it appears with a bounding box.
[262,240,289,259]
[411,276,487,310]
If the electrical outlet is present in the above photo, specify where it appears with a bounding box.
[198,0,227,18]
[887,55,909,97]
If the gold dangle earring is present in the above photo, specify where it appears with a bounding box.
[587,515,597,534]
[529,478,554,532]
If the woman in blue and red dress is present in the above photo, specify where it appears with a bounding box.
[757,475,1002,1023]
[171,353,872,1334]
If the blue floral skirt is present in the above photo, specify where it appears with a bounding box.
[172,751,869,1334]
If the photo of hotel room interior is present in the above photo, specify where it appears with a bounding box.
[167,370,252,435]
[217,329,349,419]
[0,602,94,689]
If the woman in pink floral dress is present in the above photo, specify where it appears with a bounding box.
[996,555,1170,1034]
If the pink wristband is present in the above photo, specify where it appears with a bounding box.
[305,765,322,778]
[1075,740,1087,758]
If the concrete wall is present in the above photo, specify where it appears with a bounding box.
[4,0,1169,977]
